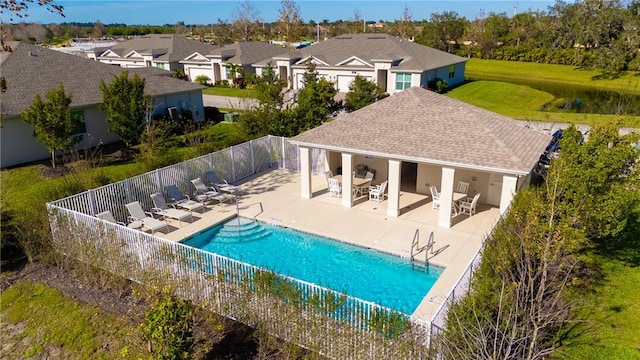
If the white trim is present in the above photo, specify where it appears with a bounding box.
[288,142,533,176]
[293,55,330,67]
[335,56,373,67]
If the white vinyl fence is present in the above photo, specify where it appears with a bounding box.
[47,135,431,359]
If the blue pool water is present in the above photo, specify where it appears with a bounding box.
[183,218,443,314]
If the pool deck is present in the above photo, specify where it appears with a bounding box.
[156,168,500,322]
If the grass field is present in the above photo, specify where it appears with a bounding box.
[554,260,640,359]
[465,58,640,95]
[446,80,640,127]
[0,282,147,358]
[203,87,257,98]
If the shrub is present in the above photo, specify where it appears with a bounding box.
[141,291,194,360]
[214,80,230,88]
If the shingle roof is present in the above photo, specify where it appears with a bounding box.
[257,33,467,71]
[101,34,214,62]
[0,42,205,117]
[291,87,551,175]
[205,41,289,65]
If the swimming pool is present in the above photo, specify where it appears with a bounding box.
[183,218,443,314]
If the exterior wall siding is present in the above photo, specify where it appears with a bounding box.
[1,91,205,168]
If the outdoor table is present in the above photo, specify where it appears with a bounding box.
[332,175,372,197]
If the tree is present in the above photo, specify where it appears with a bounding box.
[20,83,80,167]
[393,4,417,40]
[294,60,339,132]
[0,0,64,22]
[344,75,387,112]
[438,124,640,359]
[232,0,260,41]
[417,11,467,53]
[238,64,288,137]
[277,0,303,43]
[99,71,150,147]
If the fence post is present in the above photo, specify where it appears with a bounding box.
[281,138,286,170]
[155,169,162,193]
[124,178,132,203]
[250,139,255,175]
[88,189,96,215]
[229,146,236,182]
[267,135,274,168]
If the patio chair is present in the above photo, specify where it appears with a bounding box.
[355,171,375,197]
[124,201,169,234]
[97,210,145,230]
[328,178,342,198]
[369,180,388,203]
[164,185,205,213]
[191,178,232,206]
[430,185,440,209]
[204,171,242,196]
[324,170,333,188]
[456,181,470,194]
[459,193,481,217]
[150,192,193,227]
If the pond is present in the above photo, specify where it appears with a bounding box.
[466,75,640,116]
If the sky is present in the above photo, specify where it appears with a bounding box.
[20,0,561,25]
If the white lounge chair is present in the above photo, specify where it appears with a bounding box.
[125,201,169,234]
[328,178,341,198]
[97,210,144,230]
[459,193,481,217]
[204,170,242,196]
[430,185,440,209]
[190,178,232,206]
[150,192,193,227]
[369,180,388,203]
[456,181,470,194]
[164,185,205,213]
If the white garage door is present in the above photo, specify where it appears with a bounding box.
[337,76,356,92]
[188,67,212,83]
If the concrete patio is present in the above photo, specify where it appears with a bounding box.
[158,168,501,321]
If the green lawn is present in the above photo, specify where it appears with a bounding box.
[0,282,148,359]
[202,87,257,98]
[466,58,640,95]
[554,260,640,359]
[446,80,640,127]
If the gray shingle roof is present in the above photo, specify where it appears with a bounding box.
[205,41,289,65]
[101,34,214,62]
[291,87,551,175]
[0,42,205,117]
[257,33,467,71]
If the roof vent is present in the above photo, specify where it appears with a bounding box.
[367,36,386,40]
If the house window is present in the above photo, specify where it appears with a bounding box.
[225,66,231,79]
[448,65,455,79]
[395,73,412,90]
[71,110,87,136]
[156,63,166,70]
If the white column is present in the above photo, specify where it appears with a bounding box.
[500,175,518,214]
[300,146,312,199]
[341,153,354,207]
[438,167,456,228]
[387,159,401,217]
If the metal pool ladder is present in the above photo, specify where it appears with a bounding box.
[410,229,435,272]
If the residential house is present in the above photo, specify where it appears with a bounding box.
[0,42,206,169]
[290,87,551,228]
[180,41,287,85]
[87,34,214,72]
[254,33,467,94]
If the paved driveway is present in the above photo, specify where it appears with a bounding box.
[203,94,258,110]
